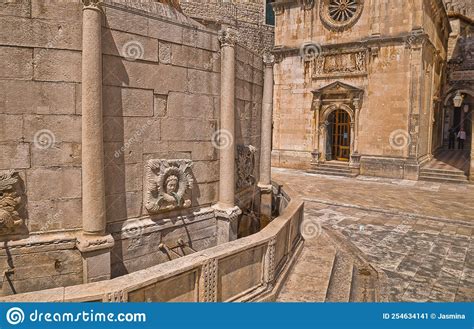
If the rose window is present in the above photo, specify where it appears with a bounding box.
[329,0,358,22]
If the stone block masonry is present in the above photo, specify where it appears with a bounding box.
[0,0,266,295]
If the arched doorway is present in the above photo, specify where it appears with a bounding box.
[327,109,351,161]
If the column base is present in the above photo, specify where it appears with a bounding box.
[213,205,242,245]
[311,150,320,165]
[404,159,420,181]
[76,233,114,283]
[258,183,272,228]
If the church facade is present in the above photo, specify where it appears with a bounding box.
[270,0,474,181]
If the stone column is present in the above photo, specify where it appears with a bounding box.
[77,0,114,283]
[214,27,241,244]
[258,53,275,224]
[311,95,321,165]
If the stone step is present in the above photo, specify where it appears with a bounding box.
[325,252,354,302]
[309,169,356,178]
[419,173,468,184]
[421,168,466,176]
[319,162,351,169]
[276,234,337,302]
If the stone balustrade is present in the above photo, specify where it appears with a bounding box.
[0,183,304,302]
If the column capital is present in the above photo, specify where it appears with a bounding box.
[218,27,238,48]
[263,53,275,67]
[82,0,103,12]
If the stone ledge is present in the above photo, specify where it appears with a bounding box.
[0,182,304,302]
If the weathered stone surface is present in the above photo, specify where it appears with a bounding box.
[171,44,216,71]
[187,69,220,95]
[0,0,31,17]
[105,191,142,223]
[104,7,148,36]
[0,46,33,79]
[148,18,183,44]
[0,114,23,142]
[0,80,76,115]
[154,94,167,117]
[33,49,81,82]
[103,29,159,62]
[182,28,218,52]
[31,142,81,167]
[158,42,171,64]
[23,114,82,143]
[32,0,82,21]
[27,167,81,201]
[0,15,82,50]
[103,86,154,117]
[0,143,30,170]
[166,92,215,119]
[102,55,187,93]
[161,118,215,141]
[28,198,82,232]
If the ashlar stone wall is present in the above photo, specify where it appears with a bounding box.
[0,0,264,294]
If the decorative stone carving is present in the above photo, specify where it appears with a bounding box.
[263,53,275,67]
[271,2,286,16]
[144,160,194,214]
[218,27,238,48]
[104,290,126,302]
[82,0,103,11]
[408,114,419,157]
[265,237,277,284]
[313,50,368,78]
[0,170,25,235]
[320,0,364,31]
[298,0,315,10]
[202,258,218,302]
[236,145,257,190]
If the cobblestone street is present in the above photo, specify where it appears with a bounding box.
[274,168,474,302]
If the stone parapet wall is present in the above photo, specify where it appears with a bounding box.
[0,184,304,302]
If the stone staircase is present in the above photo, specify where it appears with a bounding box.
[309,162,356,178]
[277,230,387,302]
[419,167,468,184]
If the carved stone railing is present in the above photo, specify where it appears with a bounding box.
[0,183,304,302]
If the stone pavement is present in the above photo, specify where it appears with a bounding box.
[273,168,474,302]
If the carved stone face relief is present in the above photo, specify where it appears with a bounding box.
[144,160,194,214]
[0,170,25,235]
[320,0,364,31]
[236,145,257,190]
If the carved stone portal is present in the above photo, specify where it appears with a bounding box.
[0,170,25,235]
[144,160,194,214]
[236,145,257,190]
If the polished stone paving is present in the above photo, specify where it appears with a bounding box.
[273,168,474,302]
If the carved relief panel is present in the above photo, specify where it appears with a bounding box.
[144,160,194,214]
[313,50,368,79]
[0,170,25,236]
[236,145,257,190]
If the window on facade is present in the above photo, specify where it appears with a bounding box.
[265,0,275,26]
[328,0,358,22]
